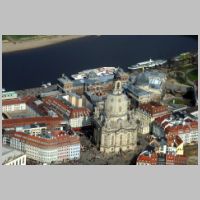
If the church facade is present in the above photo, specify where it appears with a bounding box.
[93,80,138,154]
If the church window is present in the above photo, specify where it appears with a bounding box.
[117,82,121,89]
[120,135,122,146]
[127,134,130,144]
[111,135,114,146]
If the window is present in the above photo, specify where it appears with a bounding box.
[120,135,122,146]
[111,135,114,146]
[127,134,130,144]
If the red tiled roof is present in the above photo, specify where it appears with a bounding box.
[139,102,168,116]
[69,108,91,119]
[155,114,171,124]
[2,98,26,106]
[43,96,71,112]
[2,116,63,128]
[165,121,198,135]
[11,131,80,149]
[137,153,157,164]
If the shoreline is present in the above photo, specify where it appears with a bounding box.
[2,35,90,53]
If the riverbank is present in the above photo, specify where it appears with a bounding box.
[2,35,89,53]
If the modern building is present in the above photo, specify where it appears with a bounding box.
[93,80,138,153]
[3,130,80,164]
[124,84,151,106]
[2,145,26,165]
[125,71,166,106]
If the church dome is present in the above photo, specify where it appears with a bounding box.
[105,81,129,118]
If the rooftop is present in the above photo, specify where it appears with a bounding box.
[125,84,150,97]
[2,116,63,128]
[139,102,168,116]
[10,131,80,149]
[58,74,72,84]
[2,145,25,164]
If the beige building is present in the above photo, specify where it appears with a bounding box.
[94,80,138,154]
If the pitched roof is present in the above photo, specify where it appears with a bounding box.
[2,116,63,128]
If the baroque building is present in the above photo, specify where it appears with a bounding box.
[93,80,138,153]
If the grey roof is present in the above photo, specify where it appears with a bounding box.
[2,145,25,164]
[125,84,150,97]
[135,71,166,88]
[85,91,107,104]
[40,90,60,97]
[58,75,72,84]
[73,80,84,87]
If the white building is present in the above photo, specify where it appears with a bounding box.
[2,98,26,112]
[2,91,18,100]
[4,131,80,164]
[2,145,26,165]
[69,108,92,130]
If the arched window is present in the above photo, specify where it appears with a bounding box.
[117,82,121,89]
[111,135,114,146]
[120,135,122,146]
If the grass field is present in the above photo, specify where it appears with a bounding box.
[2,35,50,42]
[3,35,37,41]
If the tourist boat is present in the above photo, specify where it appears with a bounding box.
[128,59,167,70]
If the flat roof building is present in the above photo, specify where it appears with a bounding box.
[2,145,26,165]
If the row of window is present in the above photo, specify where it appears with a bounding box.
[8,157,26,165]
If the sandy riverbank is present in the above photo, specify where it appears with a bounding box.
[2,35,88,53]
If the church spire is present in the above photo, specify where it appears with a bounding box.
[113,80,122,95]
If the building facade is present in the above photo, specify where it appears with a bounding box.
[2,98,27,112]
[94,80,138,153]
[2,145,26,165]
[3,131,80,164]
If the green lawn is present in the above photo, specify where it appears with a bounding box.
[2,35,44,41]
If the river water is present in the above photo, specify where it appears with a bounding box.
[2,35,198,91]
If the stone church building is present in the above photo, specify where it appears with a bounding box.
[93,80,138,154]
